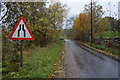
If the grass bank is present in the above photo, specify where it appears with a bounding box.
[86,42,120,57]
[3,40,64,78]
[95,31,120,37]
[60,36,69,39]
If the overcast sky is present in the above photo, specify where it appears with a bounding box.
[59,0,120,19]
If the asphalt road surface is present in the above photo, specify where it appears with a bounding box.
[64,39,119,78]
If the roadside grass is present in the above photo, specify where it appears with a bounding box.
[0,39,1,75]
[60,36,68,39]
[87,42,120,57]
[0,41,1,48]
[3,41,64,78]
[95,31,120,37]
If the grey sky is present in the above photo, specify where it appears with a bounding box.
[59,0,120,19]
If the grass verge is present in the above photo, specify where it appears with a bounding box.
[86,42,120,57]
[3,40,64,78]
[95,31,120,37]
[60,36,69,39]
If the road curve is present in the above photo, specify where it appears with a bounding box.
[64,39,119,78]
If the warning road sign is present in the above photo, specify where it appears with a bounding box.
[9,16,34,40]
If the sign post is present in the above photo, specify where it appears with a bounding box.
[20,40,23,67]
[9,16,34,67]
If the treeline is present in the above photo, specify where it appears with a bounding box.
[1,1,68,72]
[65,2,120,41]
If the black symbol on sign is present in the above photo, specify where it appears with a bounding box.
[18,24,26,37]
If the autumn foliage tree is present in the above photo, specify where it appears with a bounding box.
[73,1,104,41]
[73,13,90,41]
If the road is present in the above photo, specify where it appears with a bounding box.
[64,39,119,78]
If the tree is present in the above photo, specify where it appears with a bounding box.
[63,16,76,38]
[1,1,68,72]
[105,17,118,31]
[73,13,90,41]
[83,1,104,38]
[65,16,76,29]
[2,1,68,47]
[98,17,111,39]
[118,19,120,32]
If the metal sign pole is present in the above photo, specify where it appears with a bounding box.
[20,40,23,67]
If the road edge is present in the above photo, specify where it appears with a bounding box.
[75,40,120,62]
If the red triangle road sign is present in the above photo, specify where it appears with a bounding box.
[9,16,34,40]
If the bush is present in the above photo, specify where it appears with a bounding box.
[106,40,114,48]
[3,60,9,67]
[29,44,36,49]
